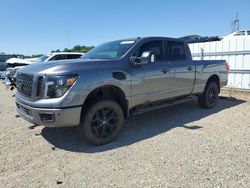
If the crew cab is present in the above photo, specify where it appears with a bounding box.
[15,37,229,145]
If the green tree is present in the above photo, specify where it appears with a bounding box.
[63,48,70,52]
[52,45,94,53]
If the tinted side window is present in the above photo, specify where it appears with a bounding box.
[163,41,171,60]
[134,41,164,61]
[168,41,186,60]
[247,31,250,35]
[234,31,245,36]
[66,54,81,59]
[50,54,66,61]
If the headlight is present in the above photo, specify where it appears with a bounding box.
[44,75,78,98]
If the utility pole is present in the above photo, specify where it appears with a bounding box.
[231,12,240,33]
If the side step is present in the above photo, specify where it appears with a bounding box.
[131,96,196,116]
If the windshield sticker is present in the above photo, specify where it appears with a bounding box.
[120,41,135,44]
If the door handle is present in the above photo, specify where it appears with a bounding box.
[187,66,193,71]
[161,68,170,73]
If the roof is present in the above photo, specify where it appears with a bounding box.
[49,52,84,55]
[223,29,250,38]
[115,36,185,43]
[141,36,184,41]
[6,58,33,65]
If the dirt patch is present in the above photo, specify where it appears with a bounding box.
[1,84,250,187]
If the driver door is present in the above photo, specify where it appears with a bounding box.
[131,40,173,107]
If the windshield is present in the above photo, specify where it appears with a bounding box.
[35,55,49,63]
[83,40,135,60]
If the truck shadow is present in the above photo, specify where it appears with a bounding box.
[41,97,246,153]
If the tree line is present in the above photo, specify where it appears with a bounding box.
[51,45,94,53]
[8,45,95,59]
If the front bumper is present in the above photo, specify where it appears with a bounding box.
[16,99,82,127]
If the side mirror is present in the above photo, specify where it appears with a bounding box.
[141,51,156,64]
[131,51,156,66]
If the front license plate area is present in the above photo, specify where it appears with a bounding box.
[16,103,32,116]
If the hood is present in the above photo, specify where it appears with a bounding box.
[18,58,119,75]
[7,58,33,65]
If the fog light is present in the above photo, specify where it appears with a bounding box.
[39,113,55,123]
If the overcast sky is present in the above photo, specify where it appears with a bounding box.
[1,0,250,55]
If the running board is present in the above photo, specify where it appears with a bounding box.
[131,96,196,116]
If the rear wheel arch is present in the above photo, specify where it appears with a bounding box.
[198,74,221,109]
[205,74,220,93]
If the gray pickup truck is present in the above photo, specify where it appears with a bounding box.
[16,37,229,145]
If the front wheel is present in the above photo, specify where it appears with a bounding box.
[77,100,124,146]
[198,82,219,108]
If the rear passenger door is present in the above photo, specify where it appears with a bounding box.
[167,41,195,97]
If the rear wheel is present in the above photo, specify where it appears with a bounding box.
[78,100,124,146]
[198,82,219,108]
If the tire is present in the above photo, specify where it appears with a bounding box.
[77,100,124,146]
[198,82,219,108]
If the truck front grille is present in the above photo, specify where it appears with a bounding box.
[36,76,43,97]
[16,73,34,98]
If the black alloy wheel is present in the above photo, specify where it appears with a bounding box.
[78,100,124,146]
[198,82,219,108]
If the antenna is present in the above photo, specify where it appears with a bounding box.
[231,12,239,32]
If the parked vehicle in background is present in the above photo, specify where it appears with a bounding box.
[2,52,84,89]
[6,52,84,68]
[35,52,84,63]
[0,62,7,71]
[6,58,34,67]
[0,54,17,72]
[223,29,250,39]
[15,37,229,145]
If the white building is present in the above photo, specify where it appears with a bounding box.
[189,30,250,90]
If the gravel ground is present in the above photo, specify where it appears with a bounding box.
[0,84,250,188]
